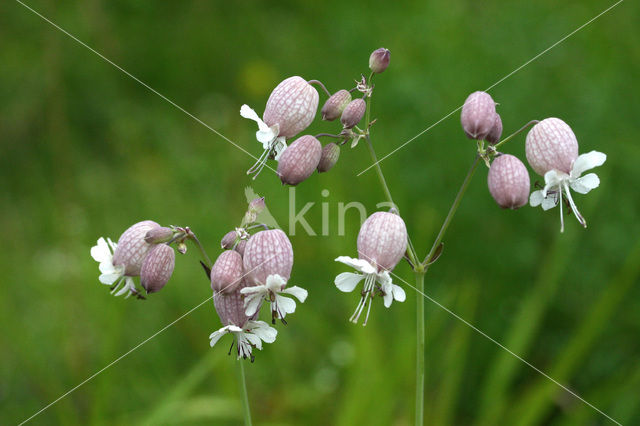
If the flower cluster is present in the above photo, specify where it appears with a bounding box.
[241,49,392,186]
[460,92,606,232]
[91,221,177,298]
[334,211,408,325]
[209,198,307,360]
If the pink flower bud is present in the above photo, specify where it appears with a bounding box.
[277,135,322,185]
[321,90,352,121]
[113,220,160,276]
[357,212,407,271]
[214,285,254,328]
[235,240,247,257]
[210,250,244,294]
[369,48,391,74]
[144,227,173,244]
[248,197,266,214]
[317,142,340,173]
[140,244,175,293]
[485,113,503,144]
[341,98,366,129]
[461,91,497,140]
[487,154,530,209]
[263,76,319,138]
[243,229,293,288]
[525,117,579,175]
[220,231,237,250]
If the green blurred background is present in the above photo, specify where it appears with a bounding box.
[1,0,639,424]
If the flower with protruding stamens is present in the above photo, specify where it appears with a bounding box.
[526,118,606,232]
[241,76,319,179]
[241,229,308,323]
[90,220,160,298]
[209,321,277,361]
[334,211,408,325]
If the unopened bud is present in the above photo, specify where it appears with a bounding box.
[220,231,238,249]
[461,91,497,140]
[369,48,391,74]
[317,143,340,173]
[321,90,352,121]
[263,76,319,138]
[235,240,247,257]
[525,117,578,176]
[211,250,244,294]
[144,227,174,244]
[357,212,407,272]
[487,154,530,209]
[248,197,265,214]
[243,229,293,286]
[277,135,322,186]
[113,220,160,276]
[485,113,503,144]
[341,98,366,129]
[177,242,187,254]
[140,244,175,293]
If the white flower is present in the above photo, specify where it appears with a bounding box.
[240,104,287,179]
[209,320,277,361]
[90,237,138,298]
[240,274,308,323]
[530,151,606,232]
[334,256,406,325]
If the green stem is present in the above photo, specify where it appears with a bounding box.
[236,358,252,426]
[188,231,213,268]
[415,271,425,426]
[423,157,480,267]
[492,120,539,150]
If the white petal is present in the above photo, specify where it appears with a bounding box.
[209,330,226,347]
[392,284,406,302]
[98,261,118,275]
[249,321,277,343]
[90,238,112,263]
[335,256,376,274]
[275,295,297,314]
[114,277,136,297]
[281,286,308,302]
[570,173,600,194]
[244,333,263,350]
[266,274,287,291]
[541,195,558,211]
[244,293,264,316]
[377,271,392,286]
[99,272,121,285]
[335,272,364,293]
[240,105,267,130]
[240,285,267,296]
[529,190,545,207]
[382,283,393,308]
[571,151,606,178]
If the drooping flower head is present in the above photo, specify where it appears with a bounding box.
[526,118,606,232]
[91,220,160,298]
[487,154,530,210]
[240,229,308,323]
[461,91,497,140]
[335,211,408,325]
[321,90,352,121]
[140,244,175,294]
[209,252,277,361]
[277,135,322,186]
[241,76,319,179]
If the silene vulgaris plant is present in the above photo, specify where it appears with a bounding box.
[91,47,606,425]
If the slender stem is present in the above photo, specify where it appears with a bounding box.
[423,157,480,267]
[236,358,253,426]
[307,79,331,97]
[188,231,213,268]
[492,120,539,150]
[314,132,343,140]
[415,271,425,426]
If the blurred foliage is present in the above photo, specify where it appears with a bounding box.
[1,0,639,425]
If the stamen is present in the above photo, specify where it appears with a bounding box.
[563,182,587,228]
[559,185,564,233]
[362,293,374,326]
[246,148,271,178]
